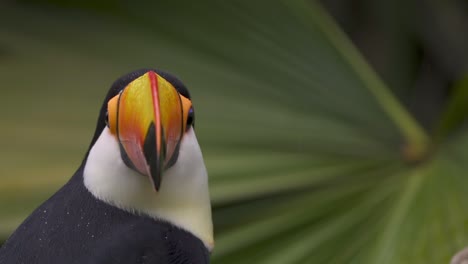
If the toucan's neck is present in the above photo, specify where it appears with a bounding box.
[83,127,214,250]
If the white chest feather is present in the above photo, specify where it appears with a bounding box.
[83,127,214,250]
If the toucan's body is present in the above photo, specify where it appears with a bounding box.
[0,69,213,264]
[0,166,209,264]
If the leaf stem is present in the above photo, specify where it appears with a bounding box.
[286,0,431,160]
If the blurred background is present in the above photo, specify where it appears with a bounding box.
[1,0,468,263]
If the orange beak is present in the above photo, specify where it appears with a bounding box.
[106,71,192,191]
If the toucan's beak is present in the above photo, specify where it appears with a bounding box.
[106,71,191,191]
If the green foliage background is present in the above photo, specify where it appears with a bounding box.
[1,0,468,263]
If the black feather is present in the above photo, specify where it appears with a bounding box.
[0,166,209,264]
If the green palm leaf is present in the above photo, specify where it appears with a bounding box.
[0,0,467,263]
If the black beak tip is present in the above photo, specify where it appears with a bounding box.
[143,122,165,192]
[150,170,162,192]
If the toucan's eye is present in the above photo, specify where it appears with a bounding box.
[186,107,195,129]
[105,111,110,127]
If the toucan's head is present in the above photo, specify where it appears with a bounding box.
[86,69,195,191]
[83,69,213,249]
[104,69,193,191]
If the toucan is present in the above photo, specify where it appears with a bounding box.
[0,69,214,263]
